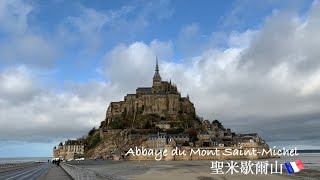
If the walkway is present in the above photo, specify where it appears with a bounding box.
[44,165,73,180]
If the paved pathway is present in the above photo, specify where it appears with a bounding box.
[0,163,49,180]
[44,165,72,180]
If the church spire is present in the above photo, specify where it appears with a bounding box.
[153,56,161,84]
[155,56,159,74]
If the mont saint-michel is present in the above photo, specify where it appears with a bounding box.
[53,58,272,161]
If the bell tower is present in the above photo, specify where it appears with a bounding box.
[153,57,162,85]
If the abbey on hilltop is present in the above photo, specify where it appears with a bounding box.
[54,57,272,161]
[99,57,198,130]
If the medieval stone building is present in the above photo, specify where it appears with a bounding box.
[53,140,85,160]
[146,132,190,148]
[198,119,267,147]
[102,58,196,128]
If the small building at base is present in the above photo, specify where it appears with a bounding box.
[53,140,85,160]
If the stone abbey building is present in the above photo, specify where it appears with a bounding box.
[53,57,271,160]
[102,58,196,128]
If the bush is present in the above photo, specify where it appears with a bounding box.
[144,120,152,129]
[147,127,161,134]
[109,116,126,129]
[176,128,185,133]
[85,132,101,151]
[88,127,96,136]
[91,134,101,147]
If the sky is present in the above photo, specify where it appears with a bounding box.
[0,0,320,157]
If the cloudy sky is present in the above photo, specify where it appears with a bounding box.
[1,0,320,157]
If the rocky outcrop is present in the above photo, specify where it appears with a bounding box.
[85,59,201,157]
[101,59,197,130]
[87,129,146,159]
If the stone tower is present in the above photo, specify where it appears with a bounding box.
[152,57,162,93]
[153,57,161,84]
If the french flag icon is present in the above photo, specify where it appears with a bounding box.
[284,159,304,174]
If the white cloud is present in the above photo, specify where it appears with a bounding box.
[227,30,257,48]
[0,0,174,143]
[0,65,38,102]
[0,35,57,66]
[1,0,320,149]
[150,39,173,59]
[61,0,173,53]
[98,1,320,146]
[103,40,174,91]
[0,0,32,34]
[178,23,204,57]
[64,5,113,52]
[0,66,119,142]
[0,0,58,67]
[300,70,320,96]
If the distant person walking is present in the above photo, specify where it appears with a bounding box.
[57,159,60,166]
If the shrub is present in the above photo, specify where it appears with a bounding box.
[108,117,126,129]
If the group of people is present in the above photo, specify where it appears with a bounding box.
[52,158,61,166]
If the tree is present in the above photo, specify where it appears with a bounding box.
[186,127,199,142]
[88,127,96,136]
[144,120,152,129]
